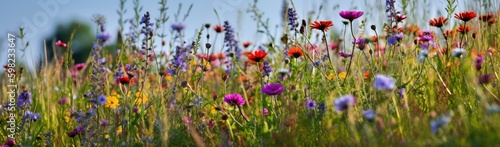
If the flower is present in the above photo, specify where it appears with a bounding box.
[261,61,273,77]
[305,98,317,109]
[214,25,224,33]
[4,138,15,146]
[454,11,476,22]
[132,92,149,104]
[243,41,252,48]
[23,111,41,121]
[479,14,495,22]
[353,38,367,50]
[456,25,472,34]
[261,83,284,96]
[339,10,364,21]
[310,20,333,31]
[451,48,466,57]
[194,98,203,107]
[55,40,67,47]
[288,47,303,58]
[72,63,86,71]
[395,14,407,22]
[223,94,245,106]
[339,52,352,58]
[58,97,69,105]
[479,74,494,84]
[97,32,111,44]
[474,56,484,71]
[17,90,32,108]
[362,109,376,120]
[171,22,185,32]
[288,8,298,30]
[374,74,396,90]
[429,17,448,28]
[334,94,356,112]
[105,93,120,109]
[338,72,347,79]
[97,94,107,105]
[260,108,269,116]
[247,50,267,63]
[430,114,452,134]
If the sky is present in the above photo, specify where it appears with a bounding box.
[0,0,473,72]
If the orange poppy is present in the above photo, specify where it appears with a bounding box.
[456,25,472,34]
[288,47,303,58]
[429,17,448,28]
[310,20,333,31]
[247,50,267,63]
[454,11,476,22]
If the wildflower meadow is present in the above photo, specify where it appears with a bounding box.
[1,0,500,146]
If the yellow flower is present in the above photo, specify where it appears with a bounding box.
[166,75,173,82]
[104,134,110,139]
[116,126,122,135]
[132,91,149,104]
[327,73,336,80]
[338,72,347,79]
[63,111,70,122]
[446,62,452,67]
[211,106,217,115]
[105,95,120,109]
[190,59,197,66]
[201,59,211,70]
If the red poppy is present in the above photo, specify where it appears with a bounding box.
[456,25,472,34]
[56,40,67,47]
[247,50,267,63]
[214,25,223,33]
[243,41,252,48]
[444,30,455,38]
[395,14,407,22]
[429,17,448,28]
[116,76,133,84]
[479,14,494,22]
[288,47,303,58]
[310,20,333,31]
[454,11,476,22]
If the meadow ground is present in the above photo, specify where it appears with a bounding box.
[1,0,500,146]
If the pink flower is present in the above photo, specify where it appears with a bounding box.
[55,40,67,47]
[339,10,364,21]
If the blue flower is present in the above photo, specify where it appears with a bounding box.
[17,90,32,108]
[418,49,429,62]
[262,61,273,77]
[305,98,317,109]
[334,94,356,112]
[97,32,111,44]
[287,8,298,30]
[194,98,203,107]
[23,111,41,122]
[374,74,396,90]
[362,109,376,120]
[171,22,185,32]
[430,114,452,134]
[97,94,107,105]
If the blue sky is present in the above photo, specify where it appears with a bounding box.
[0,0,469,72]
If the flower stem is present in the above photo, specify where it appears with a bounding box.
[344,21,356,84]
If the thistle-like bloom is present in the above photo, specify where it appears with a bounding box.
[474,56,484,71]
[334,94,356,112]
[55,40,67,47]
[262,61,273,77]
[97,94,106,105]
[305,98,317,109]
[454,11,477,22]
[223,94,245,106]
[362,109,376,120]
[353,38,367,50]
[288,8,298,30]
[97,32,111,44]
[339,52,353,58]
[17,90,32,108]
[374,74,396,90]
[456,25,472,34]
[247,50,267,63]
[262,83,284,96]
[339,10,364,21]
[429,17,448,28]
[310,20,333,31]
[451,48,466,57]
[171,22,185,32]
[288,47,303,58]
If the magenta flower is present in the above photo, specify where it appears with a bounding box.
[339,10,364,21]
[224,94,245,106]
[261,83,284,96]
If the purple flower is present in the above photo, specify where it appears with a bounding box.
[171,22,185,32]
[75,126,85,133]
[374,74,396,90]
[474,56,484,71]
[100,120,109,126]
[23,111,41,121]
[398,88,405,99]
[305,98,317,109]
[17,90,32,108]
[334,94,356,112]
[362,109,376,120]
[262,61,273,77]
[479,74,494,84]
[97,32,111,44]
[288,8,298,30]
[171,45,191,72]
[339,52,352,58]
[97,94,106,105]
[58,97,69,105]
[223,94,245,106]
[430,114,451,134]
[194,98,203,107]
[339,10,364,21]
[352,38,367,50]
[261,83,284,96]
[260,108,269,116]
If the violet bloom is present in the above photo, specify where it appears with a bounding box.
[352,38,367,50]
[97,94,106,105]
[287,8,298,30]
[17,90,32,108]
[171,22,185,32]
[260,108,269,116]
[474,56,484,71]
[58,97,69,105]
[72,63,86,71]
[305,98,317,109]
[430,114,452,134]
[23,111,41,121]
[479,74,494,84]
[261,83,284,96]
[100,120,109,126]
[362,109,376,120]
[339,10,364,21]
[262,61,273,77]
[223,94,245,106]
[334,94,356,112]
[374,74,396,90]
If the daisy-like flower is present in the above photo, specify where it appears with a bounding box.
[451,48,466,57]
[310,20,333,31]
[454,11,476,22]
[479,14,494,22]
[56,40,67,47]
[247,50,267,63]
[223,94,245,106]
[395,14,407,22]
[334,94,356,112]
[105,92,120,109]
[374,74,396,90]
[288,47,303,58]
[429,17,448,28]
[305,98,317,109]
[262,83,284,96]
[456,25,472,34]
[339,10,364,21]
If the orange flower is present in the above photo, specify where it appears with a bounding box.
[454,11,476,22]
[429,17,448,28]
[444,30,455,38]
[288,47,303,58]
[371,36,378,42]
[363,71,370,79]
[456,25,472,34]
[243,41,252,48]
[310,20,333,31]
[247,50,267,63]
[214,25,223,33]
